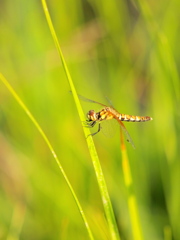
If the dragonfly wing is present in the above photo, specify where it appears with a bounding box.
[78,94,107,107]
[100,118,118,138]
[118,120,135,149]
[105,96,114,108]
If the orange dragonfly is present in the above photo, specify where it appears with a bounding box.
[80,95,153,148]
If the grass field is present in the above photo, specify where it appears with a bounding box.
[0,1,180,240]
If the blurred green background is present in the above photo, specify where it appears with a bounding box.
[0,0,180,239]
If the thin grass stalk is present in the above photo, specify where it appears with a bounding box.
[0,73,94,240]
[41,1,121,239]
[6,202,26,240]
[120,130,143,240]
[164,226,172,240]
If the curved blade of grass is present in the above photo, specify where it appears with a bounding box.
[120,130,144,240]
[41,1,121,239]
[0,72,94,240]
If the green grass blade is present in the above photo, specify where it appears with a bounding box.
[120,130,143,240]
[0,72,94,240]
[41,1,121,239]
[164,226,172,240]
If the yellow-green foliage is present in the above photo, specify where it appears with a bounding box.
[0,0,179,240]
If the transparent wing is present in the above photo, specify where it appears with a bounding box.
[118,120,135,149]
[105,96,114,108]
[100,118,118,138]
[78,94,107,107]
[100,118,135,148]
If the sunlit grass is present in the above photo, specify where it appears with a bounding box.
[0,72,94,239]
[120,130,143,240]
[41,1,121,239]
[0,0,180,239]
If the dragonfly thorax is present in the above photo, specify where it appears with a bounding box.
[87,110,100,121]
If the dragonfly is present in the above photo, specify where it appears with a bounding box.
[80,95,153,148]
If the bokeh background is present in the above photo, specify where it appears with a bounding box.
[0,0,180,240]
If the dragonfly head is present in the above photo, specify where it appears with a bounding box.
[87,110,98,121]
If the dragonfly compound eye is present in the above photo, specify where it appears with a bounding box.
[87,110,97,121]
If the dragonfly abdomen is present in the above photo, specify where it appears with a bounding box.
[119,114,152,122]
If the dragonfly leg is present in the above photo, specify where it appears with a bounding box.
[84,120,96,128]
[87,123,101,138]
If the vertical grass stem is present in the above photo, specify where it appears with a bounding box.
[120,130,143,240]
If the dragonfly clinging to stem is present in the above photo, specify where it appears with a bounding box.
[80,95,153,148]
